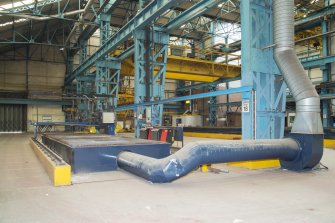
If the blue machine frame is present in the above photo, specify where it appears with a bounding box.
[42,133,171,173]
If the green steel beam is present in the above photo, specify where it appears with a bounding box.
[115,86,253,112]
[300,55,335,69]
[115,0,227,60]
[295,4,335,31]
[176,77,241,92]
[69,0,121,57]
[0,98,72,105]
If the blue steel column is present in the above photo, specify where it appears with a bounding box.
[95,0,120,111]
[64,55,74,123]
[208,85,217,127]
[210,21,216,61]
[77,37,89,94]
[321,0,333,127]
[208,21,217,127]
[65,55,74,93]
[331,0,335,127]
[134,27,169,137]
[321,12,331,127]
[76,38,90,122]
[241,0,286,139]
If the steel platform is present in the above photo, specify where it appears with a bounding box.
[41,133,170,173]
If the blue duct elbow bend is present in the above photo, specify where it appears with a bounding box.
[280,133,323,171]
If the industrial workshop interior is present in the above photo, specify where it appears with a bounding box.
[1,0,335,222]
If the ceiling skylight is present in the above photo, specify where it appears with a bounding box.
[0,18,28,27]
[0,0,35,10]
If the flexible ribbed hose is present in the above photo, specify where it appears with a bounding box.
[273,0,323,134]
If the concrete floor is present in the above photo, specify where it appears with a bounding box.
[1,133,335,223]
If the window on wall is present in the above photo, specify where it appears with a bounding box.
[228,80,241,88]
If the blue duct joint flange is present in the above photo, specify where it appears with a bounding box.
[280,133,324,171]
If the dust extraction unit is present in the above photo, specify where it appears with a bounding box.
[116,0,324,183]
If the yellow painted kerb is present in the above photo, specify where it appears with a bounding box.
[200,164,210,172]
[324,139,335,149]
[184,132,242,140]
[29,138,71,186]
[228,159,280,169]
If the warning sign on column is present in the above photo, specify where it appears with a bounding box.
[242,100,250,113]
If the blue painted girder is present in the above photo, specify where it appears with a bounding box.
[115,86,253,111]
[65,0,185,85]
